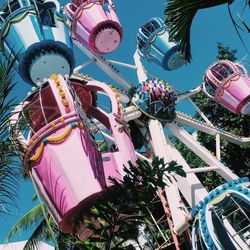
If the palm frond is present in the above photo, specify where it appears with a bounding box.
[0,53,21,215]
[5,203,49,242]
[0,158,19,211]
[56,232,78,250]
[23,219,52,250]
[227,4,249,53]
[22,216,58,250]
[164,0,233,62]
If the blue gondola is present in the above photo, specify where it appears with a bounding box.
[137,17,185,71]
[0,0,75,85]
[191,177,250,250]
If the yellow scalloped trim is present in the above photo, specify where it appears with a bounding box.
[157,29,166,36]
[149,35,157,44]
[223,80,232,89]
[46,125,73,143]
[73,2,101,22]
[230,75,240,82]
[29,124,75,162]
[2,11,36,38]
[30,142,44,162]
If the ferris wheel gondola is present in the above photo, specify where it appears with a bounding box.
[191,177,250,250]
[3,1,250,249]
[10,74,136,238]
[0,0,75,85]
[65,0,122,54]
[137,17,185,71]
[203,60,250,115]
[130,78,177,123]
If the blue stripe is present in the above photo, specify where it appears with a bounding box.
[153,35,170,52]
[29,14,45,40]
[62,21,72,49]
[3,25,26,56]
[147,44,164,65]
[43,25,55,40]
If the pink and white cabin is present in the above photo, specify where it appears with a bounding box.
[11,75,136,236]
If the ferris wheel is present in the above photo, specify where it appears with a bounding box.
[1,1,250,249]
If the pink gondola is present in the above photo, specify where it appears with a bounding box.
[10,74,136,237]
[203,60,250,115]
[65,0,122,54]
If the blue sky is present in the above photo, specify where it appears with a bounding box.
[1,0,250,244]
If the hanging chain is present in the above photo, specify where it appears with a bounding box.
[64,76,98,146]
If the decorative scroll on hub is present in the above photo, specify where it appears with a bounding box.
[131,79,177,122]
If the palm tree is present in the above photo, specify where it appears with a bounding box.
[5,198,138,250]
[5,199,78,250]
[164,0,249,62]
[0,54,20,216]
[6,157,185,250]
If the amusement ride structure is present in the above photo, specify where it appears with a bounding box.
[1,0,250,249]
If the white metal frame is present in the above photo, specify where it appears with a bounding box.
[73,42,250,237]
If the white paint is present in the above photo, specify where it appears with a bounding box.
[148,119,203,234]
[73,40,133,90]
[30,54,70,84]
[167,123,238,181]
[51,22,67,44]
[0,241,54,250]
[133,50,148,83]
[175,111,250,146]
[13,16,40,49]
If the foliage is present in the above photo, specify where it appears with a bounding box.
[216,42,237,61]
[172,42,250,190]
[0,54,20,215]
[194,43,250,178]
[5,203,48,242]
[6,201,79,250]
[5,202,56,250]
[6,157,185,250]
[164,0,238,62]
[75,157,185,250]
[56,232,79,250]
